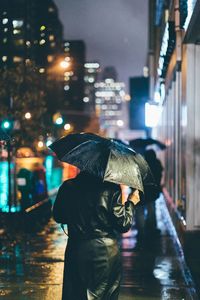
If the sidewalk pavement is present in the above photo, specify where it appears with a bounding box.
[0,195,199,299]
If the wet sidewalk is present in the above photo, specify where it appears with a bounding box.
[119,196,199,300]
[0,195,199,299]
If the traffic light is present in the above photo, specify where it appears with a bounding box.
[53,112,63,125]
[1,119,13,131]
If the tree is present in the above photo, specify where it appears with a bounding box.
[0,63,47,148]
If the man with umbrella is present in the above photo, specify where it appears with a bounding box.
[50,133,155,300]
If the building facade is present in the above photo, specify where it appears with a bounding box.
[84,62,100,114]
[62,40,86,111]
[148,0,200,233]
[0,0,63,68]
[95,78,126,137]
[0,0,65,116]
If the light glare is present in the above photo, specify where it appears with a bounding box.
[145,103,162,127]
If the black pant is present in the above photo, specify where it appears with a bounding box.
[62,237,121,300]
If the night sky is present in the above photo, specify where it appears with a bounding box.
[54,0,148,91]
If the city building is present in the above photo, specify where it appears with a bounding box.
[84,62,101,113]
[95,76,126,137]
[0,0,63,68]
[0,0,65,116]
[147,0,200,241]
[62,40,86,111]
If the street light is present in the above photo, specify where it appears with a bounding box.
[1,119,12,130]
[38,141,44,148]
[55,117,63,125]
[60,60,70,69]
[64,123,71,131]
[24,112,32,119]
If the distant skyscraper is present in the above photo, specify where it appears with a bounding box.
[129,77,149,130]
[95,78,126,137]
[84,62,100,113]
[62,40,86,111]
[0,0,63,68]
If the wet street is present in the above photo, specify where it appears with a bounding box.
[0,196,199,300]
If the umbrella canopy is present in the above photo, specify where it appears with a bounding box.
[49,133,155,194]
[129,138,166,150]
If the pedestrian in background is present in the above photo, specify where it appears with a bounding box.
[135,149,163,239]
[53,171,140,300]
[144,149,163,233]
[31,162,48,203]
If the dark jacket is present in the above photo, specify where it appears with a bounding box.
[53,172,135,300]
[53,172,135,239]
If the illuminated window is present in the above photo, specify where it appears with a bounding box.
[39,68,45,73]
[49,35,54,41]
[88,77,94,83]
[85,63,100,69]
[88,68,95,73]
[39,39,46,45]
[3,38,7,43]
[15,39,24,46]
[2,56,7,62]
[95,98,101,104]
[40,32,45,37]
[50,42,55,47]
[2,18,8,25]
[4,28,8,32]
[117,120,124,127]
[13,56,23,62]
[47,55,54,62]
[48,7,54,12]
[64,42,69,46]
[40,25,46,31]
[64,85,70,91]
[26,41,31,47]
[13,29,21,35]
[83,97,89,103]
[12,20,23,28]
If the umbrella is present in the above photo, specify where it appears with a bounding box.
[129,137,166,154]
[49,133,155,194]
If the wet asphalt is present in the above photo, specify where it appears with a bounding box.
[0,196,199,300]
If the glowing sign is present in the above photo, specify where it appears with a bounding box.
[184,0,197,30]
[157,22,169,76]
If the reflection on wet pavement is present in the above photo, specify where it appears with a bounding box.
[119,196,198,300]
[0,196,199,299]
[0,220,66,299]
